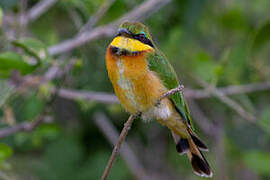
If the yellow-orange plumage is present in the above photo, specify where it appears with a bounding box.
[106,46,166,114]
[106,39,188,137]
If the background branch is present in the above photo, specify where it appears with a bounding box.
[185,81,270,99]
[79,0,117,34]
[2,79,265,139]
[0,115,52,138]
[21,0,58,26]
[187,99,217,137]
[49,81,270,104]
[48,0,171,55]
[194,77,256,122]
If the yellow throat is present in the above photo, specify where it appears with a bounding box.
[110,36,154,52]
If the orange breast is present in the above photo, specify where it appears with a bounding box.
[106,47,167,114]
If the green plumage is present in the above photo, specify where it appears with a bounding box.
[147,50,193,128]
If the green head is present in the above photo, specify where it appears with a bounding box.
[117,21,154,48]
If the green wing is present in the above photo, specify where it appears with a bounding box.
[147,50,193,128]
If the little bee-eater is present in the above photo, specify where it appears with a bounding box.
[106,21,212,177]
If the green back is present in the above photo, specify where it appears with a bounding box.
[147,50,193,128]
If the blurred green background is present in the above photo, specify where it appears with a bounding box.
[0,0,270,179]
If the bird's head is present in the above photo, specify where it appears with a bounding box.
[109,21,155,55]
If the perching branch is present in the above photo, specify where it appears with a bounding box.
[101,84,184,180]
[101,115,136,180]
[94,112,149,180]
[157,85,184,104]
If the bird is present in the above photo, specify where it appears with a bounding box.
[105,21,212,178]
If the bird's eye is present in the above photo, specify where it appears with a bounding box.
[138,33,146,41]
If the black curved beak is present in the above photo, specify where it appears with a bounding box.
[115,28,132,37]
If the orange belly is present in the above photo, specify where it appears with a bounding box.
[106,47,188,136]
[106,47,167,115]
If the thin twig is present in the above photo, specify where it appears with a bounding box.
[15,57,76,90]
[48,0,171,55]
[22,0,58,26]
[101,84,184,180]
[79,0,117,34]
[0,58,76,138]
[157,85,184,104]
[0,116,52,138]
[187,99,217,137]
[184,81,270,99]
[195,77,256,122]
[57,88,119,104]
[67,8,84,29]
[94,112,149,180]
[101,115,136,180]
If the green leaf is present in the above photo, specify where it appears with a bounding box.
[24,94,45,121]
[258,107,270,134]
[0,52,37,76]
[12,38,49,67]
[243,151,270,175]
[31,124,61,148]
[250,21,270,54]
[0,143,13,161]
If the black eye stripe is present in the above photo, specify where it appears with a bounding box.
[133,34,154,48]
[115,30,154,48]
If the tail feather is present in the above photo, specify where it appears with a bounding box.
[176,138,189,155]
[174,130,213,178]
[189,132,208,152]
[188,151,212,177]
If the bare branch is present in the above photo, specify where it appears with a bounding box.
[100,83,183,180]
[0,116,52,138]
[44,56,77,81]
[67,8,84,29]
[94,112,149,180]
[187,99,217,137]
[48,0,171,55]
[48,25,114,56]
[14,57,77,90]
[157,85,184,103]
[22,0,58,26]
[79,0,117,34]
[0,58,76,138]
[194,77,256,122]
[57,88,119,104]
[184,81,270,99]
[54,81,270,104]
[101,115,136,180]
